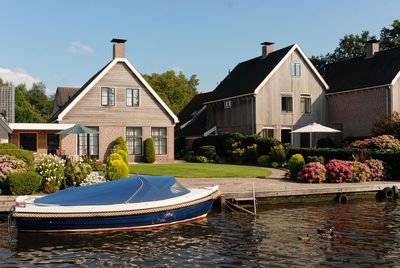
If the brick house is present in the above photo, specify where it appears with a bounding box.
[203,42,329,147]
[11,39,178,162]
[324,40,400,141]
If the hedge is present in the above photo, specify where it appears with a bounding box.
[289,147,400,179]
[8,171,42,195]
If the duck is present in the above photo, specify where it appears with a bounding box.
[318,231,336,240]
[317,225,335,235]
[298,234,311,241]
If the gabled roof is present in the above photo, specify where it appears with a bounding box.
[205,44,328,103]
[0,117,12,134]
[324,46,400,93]
[176,107,207,137]
[52,87,80,115]
[176,92,212,128]
[49,58,179,123]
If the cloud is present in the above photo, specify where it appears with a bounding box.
[172,66,184,73]
[68,41,94,54]
[0,67,41,89]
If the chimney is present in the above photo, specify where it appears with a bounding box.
[365,39,379,57]
[111,38,127,59]
[261,42,274,58]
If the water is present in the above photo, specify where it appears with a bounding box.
[1,198,400,267]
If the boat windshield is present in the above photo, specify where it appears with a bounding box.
[34,175,190,206]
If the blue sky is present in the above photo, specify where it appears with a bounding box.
[0,0,399,94]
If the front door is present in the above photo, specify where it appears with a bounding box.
[47,133,59,154]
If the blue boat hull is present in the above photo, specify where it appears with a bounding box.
[15,199,214,232]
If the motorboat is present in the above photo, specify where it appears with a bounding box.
[12,175,220,233]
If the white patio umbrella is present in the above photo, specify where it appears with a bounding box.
[291,123,341,148]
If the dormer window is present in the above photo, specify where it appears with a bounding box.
[101,87,115,106]
[224,100,232,109]
[290,63,301,76]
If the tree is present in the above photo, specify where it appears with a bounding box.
[372,112,400,138]
[380,19,400,49]
[142,70,199,115]
[14,84,44,123]
[25,82,54,121]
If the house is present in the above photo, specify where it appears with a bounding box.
[204,42,329,147]
[0,86,14,123]
[324,40,400,140]
[11,39,178,162]
[0,117,12,143]
[175,92,212,149]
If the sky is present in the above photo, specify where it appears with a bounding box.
[0,0,399,95]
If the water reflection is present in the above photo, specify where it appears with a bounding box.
[1,198,400,266]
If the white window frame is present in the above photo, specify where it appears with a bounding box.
[281,94,293,113]
[101,87,115,106]
[224,100,232,109]
[126,127,142,155]
[290,63,301,76]
[151,127,168,155]
[78,126,99,159]
[300,94,312,114]
[126,88,140,107]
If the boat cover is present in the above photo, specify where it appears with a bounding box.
[34,175,190,206]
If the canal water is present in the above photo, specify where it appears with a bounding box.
[1,198,400,267]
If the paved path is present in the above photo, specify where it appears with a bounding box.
[177,168,400,200]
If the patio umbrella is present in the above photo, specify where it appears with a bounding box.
[291,123,340,148]
[56,124,99,135]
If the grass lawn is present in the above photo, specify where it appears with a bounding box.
[129,163,272,178]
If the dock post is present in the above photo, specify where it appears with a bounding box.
[252,182,256,215]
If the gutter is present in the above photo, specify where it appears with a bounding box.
[203,92,255,105]
[325,84,392,95]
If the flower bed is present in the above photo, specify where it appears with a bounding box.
[0,154,27,182]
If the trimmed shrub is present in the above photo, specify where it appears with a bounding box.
[106,159,129,180]
[107,152,123,163]
[0,148,34,168]
[117,150,129,166]
[8,171,42,195]
[317,137,335,148]
[298,162,327,183]
[0,143,17,150]
[288,154,305,177]
[144,138,156,163]
[198,145,216,160]
[113,136,128,154]
[257,155,271,166]
[306,155,325,164]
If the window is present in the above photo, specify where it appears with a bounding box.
[290,63,301,76]
[126,127,142,155]
[152,127,167,155]
[300,95,311,114]
[262,128,274,138]
[101,87,115,106]
[224,100,232,109]
[19,133,37,152]
[281,95,293,113]
[126,88,139,107]
[78,126,99,159]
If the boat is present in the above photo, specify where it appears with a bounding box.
[11,175,220,233]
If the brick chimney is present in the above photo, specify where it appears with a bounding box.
[111,38,127,59]
[261,42,274,58]
[365,40,379,57]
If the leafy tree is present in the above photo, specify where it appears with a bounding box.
[380,19,400,49]
[25,82,54,121]
[14,84,44,123]
[142,70,199,115]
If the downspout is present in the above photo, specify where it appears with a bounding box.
[386,86,391,114]
[251,95,255,134]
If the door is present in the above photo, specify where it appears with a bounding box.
[47,133,59,154]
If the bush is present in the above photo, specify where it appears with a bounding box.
[64,162,91,187]
[306,155,325,164]
[184,151,195,162]
[271,144,287,162]
[0,143,17,150]
[365,159,385,181]
[113,136,128,154]
[80,171,106,186]
[195,155,208,163]
[90,161,105,172]
[198,145,216,160]
[215,155,227,164]
[0,148,34,168]
[317,138,335,148]
[36,154,65,193]
[257,155,271,166]
[8,171,42,195]
[298,162,327,183]
[325,159,355,183]
[349,135,400,151]
[117,150,129,166]
[288,154,305,177]
[0,154,27,182]
[106,159,129,180]
[144,138,156,163]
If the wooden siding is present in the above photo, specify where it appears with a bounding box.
[392,78,400,113]
[61,62,174,126]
